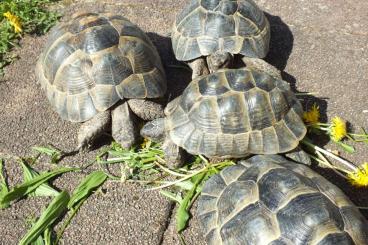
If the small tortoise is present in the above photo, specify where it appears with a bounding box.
[172,0,277,79]
[197,155,368,245]
[141,68,307,167]
[36,12,167,149]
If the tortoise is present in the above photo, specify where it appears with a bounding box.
[141,67,308,167]
[36,12,167,149]
[197,154,368,245]
[172,0,278,79]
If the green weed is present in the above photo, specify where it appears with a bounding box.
[0,0,61,75]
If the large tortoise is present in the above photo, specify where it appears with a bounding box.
[36,12,167,149]
[141,68,307,167]
[172,0,278,79]
[197,155,368,245]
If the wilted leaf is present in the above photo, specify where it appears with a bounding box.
[19,191,70,245]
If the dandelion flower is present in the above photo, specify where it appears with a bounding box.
[330,116,347,142]
[303,103,320,124]
[348,163,368,187]
[3,11,22,33]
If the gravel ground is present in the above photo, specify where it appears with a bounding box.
[0,0,367,244]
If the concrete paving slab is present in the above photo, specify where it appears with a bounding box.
[0,0,367,244]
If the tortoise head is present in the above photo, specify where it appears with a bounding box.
[140,118,166,142]
[206,51,233,73]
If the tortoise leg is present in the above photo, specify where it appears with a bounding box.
[242,57,282,80]
[127,99,165,121]
[77,110,111,150]
[188,57,209,79]
[285,146,312,166]
[111,102,139,149]
[162,137,187,169]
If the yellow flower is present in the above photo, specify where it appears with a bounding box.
[330,116,347,142]
[348,163,368,187]
[3,11,22,33]
[303,103,320,124]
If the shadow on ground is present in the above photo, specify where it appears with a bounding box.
[147,32,192,101]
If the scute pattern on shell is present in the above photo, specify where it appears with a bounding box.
[197,155,368,245]
[36,13,166,122]
[172,0,270,61]
[165,68,306,157]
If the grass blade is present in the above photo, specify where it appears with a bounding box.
[176,172,206,233]
[19,191,70,245]
[0,167,77,208]
[20,160,59,197]
[68,171,107,209]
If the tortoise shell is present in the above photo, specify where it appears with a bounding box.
[172,0,270,61]
[197,155,368,245]
[36,12,166,122]
[164,68,306,157]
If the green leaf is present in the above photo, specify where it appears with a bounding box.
[19,191,70,245]
[55,172,107,243]
[0,167,77,208]
[30,226,51,245]
[176,172,206,233]
[32,146,62,164]
[20,160,59,197]
[335,141,355,153]
[68,171,107,209]
[0,159,8,196]
[43,228,52,245]
[174,180,194,191]
[31,234,44,245]
[160,190,183,204]
[0,159,9,208]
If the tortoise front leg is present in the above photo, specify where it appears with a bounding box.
[111,102,139,149]
[162,137,187,169]
[188,57,209,79]
[127,99,164,121]
[77,110,111,150]
[242,57,282,80]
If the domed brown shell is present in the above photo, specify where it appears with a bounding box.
[172,0,270,61]
[165,68,306,157]
[197,155,368,245]
[36,12,166,122]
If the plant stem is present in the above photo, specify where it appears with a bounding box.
[154,161,187,177]
[148,162,227,191]
[302,140,357,171]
